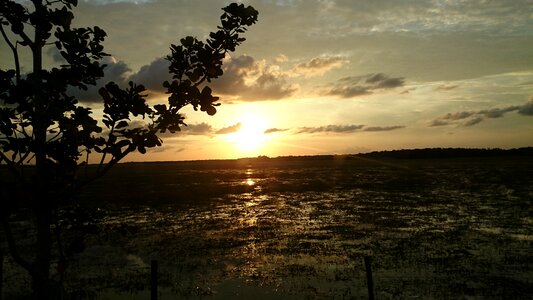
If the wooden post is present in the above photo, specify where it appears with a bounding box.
[151,259,158,300]
[364,256,374,300]
[0,251,3,300]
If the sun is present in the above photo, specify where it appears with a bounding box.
[227,115,268,151]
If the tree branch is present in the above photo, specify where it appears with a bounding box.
[75,147,132,192]
[0,151,22,181]
[0,24,21,84]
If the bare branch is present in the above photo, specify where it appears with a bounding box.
[97,124,115,174]
[16,151,31,166]
[0,24,21,83]
[76,147,132,191]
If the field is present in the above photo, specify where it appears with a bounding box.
[3,156,533,299]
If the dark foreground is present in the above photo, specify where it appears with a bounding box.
[3,156,533,299]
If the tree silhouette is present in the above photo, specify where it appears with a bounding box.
[0,0,258,298]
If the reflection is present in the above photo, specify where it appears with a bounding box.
[244,169,256,186]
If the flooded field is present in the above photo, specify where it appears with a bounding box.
[3,156,533,299]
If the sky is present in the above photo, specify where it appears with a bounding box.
[2,0,533,161]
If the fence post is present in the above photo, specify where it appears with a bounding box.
[151,259,158,300]
[364,256,374,300]
[0,251,3,300]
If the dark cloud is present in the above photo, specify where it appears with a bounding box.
[68,57,132,102]
[325,73,405,98]
[365,73,387,83]
[215,123,242,134]
[441,111,476,120]
[47,47,66,63]
[181,122,213,135]
[264,128,288,134]
[327,85,369,98]
[463,117,484,127]
[479,106,520,118]
[293,56,348,76]
[362,125,405,132]
[376,77,405,89]
[295,124,404,134]
[429,119,451,127]
[297,124,364,134]
[155,122,214,138]
[129,57,171,92]
[518,100,533,115]
[430,100,533,127]
[210,55,297,101]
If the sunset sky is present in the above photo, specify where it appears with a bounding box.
[3,0,533,161]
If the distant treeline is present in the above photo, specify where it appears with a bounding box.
[245,147,533,162]
[356,147,533,159]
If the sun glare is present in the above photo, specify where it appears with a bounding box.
[227,114,269,152]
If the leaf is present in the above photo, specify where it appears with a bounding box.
[115,140,130,148]
[206,106,217,116]
[115,120,128,129]
[154,104,167,114]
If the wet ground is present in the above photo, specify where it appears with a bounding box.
[3,157,533,299]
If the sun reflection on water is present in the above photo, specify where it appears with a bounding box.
[244,168,256,186]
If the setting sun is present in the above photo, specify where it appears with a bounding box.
[226,115,269,152]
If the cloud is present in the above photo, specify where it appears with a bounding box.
[155,122,214,138]
[47,47,66,63]
[83,0,153,4]
[210,55,297,101]
[293,56,348,76]
[275,54,289,63]
[518,100,533,115]
[429,100,533,127]
[362,125,405,132]
[463,117,484,127]
[479,106,520,118]
[315,0,533,36]
[325,73,405,98]
[264,128,288,134]
[295,124,405,134]
[68,56,132,102]
[181,122,213,135]
[428,119,451,127]
[215,123,242,134]
[435,84,459,91]
[441,111,476,120]
[297,124,364,134]
[129,57,171,92]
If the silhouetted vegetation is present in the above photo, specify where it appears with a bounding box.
[357,147,533,159]
[0,1,257,298]
[228,147,533,164]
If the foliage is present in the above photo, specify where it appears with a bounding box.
[0,0,257,298]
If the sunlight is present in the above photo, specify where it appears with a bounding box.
[226,114,269,152]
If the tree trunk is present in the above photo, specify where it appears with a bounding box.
[31,205,52,299]
[31,2,53,296]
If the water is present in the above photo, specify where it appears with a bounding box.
[3,157,533,299]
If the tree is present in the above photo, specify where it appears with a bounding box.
[0,0,258,298]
